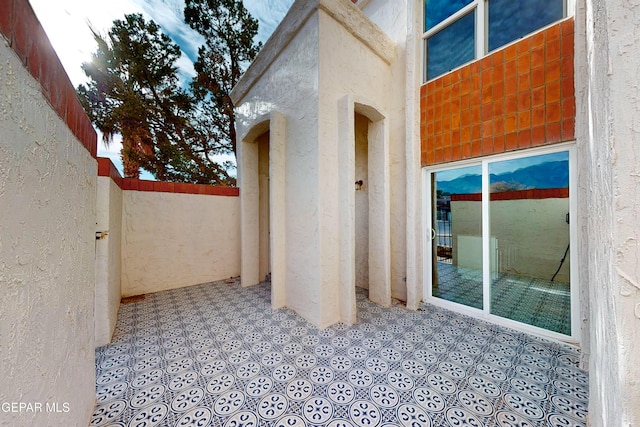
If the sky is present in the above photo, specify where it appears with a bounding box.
[29,0,294,177]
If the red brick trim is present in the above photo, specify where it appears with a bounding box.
[97,157,123,188]
[450,187,569,201]
[96,157,239,196]
[0,0,97,157]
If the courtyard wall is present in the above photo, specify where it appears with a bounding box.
[0,2,97,423]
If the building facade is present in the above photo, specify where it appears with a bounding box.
[1,0,639,425]
[231,0,640,425]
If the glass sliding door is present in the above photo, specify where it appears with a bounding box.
[426,147,575,338]
[488,151,571,335]
[431,165,483,309]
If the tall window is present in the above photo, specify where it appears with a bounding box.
[423,0,566,81]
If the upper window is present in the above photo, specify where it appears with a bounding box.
[423,0,567,81]
[424,0,473,31]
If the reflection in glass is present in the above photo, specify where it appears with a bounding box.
[488,0,564,52]
[432,165,483,309]
[426,12,475,81]
[425,0,473,31]
[488,151,570,334]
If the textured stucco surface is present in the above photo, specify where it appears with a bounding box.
[120,191,240,297]
[361,0,411,305]
[576,0,640,425]
[95,176,122,347]
[0,39,96,426]
[236,13,322,326]
[355,113,370,289]
[234,0,416,327]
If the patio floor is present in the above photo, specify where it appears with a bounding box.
[433,262,571,335]
[90,278,588,427]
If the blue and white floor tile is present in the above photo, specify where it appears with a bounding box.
[91,278,588,427]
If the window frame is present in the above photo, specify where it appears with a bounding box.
[422,0,573,83]
[421,142,580,343]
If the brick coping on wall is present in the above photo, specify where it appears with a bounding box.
[97,157,239,196]
[0,0,97,157]
[450,187,569,202]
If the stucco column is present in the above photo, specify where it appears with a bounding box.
[368,118,392,307]
[270,112,287,308]
[338,96,357,325]
[240,137,260,287]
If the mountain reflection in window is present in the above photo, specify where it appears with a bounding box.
[488,0,564,52]
[435,152,569,195]
[425,0,473,31]
[489,152,568,192]
[427,11,475,80]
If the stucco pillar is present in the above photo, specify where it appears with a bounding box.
[338,96,357,325]
[240,137,260,287]
[577,0,640,425]
[270,112,287,309]
[368,118,392,307]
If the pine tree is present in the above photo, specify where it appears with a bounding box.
[184,0,262,159]
[77,14,234,185]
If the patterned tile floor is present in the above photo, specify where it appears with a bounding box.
[433,263,571,335]
[91,278,588,427]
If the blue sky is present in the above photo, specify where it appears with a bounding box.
[29,0,294,177]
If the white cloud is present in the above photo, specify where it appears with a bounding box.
[242,0,294,44]
[129,0,204,61]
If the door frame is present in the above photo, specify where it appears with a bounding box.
[422,142,579,343]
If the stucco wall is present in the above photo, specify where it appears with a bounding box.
[257,133,270,281]
[235,11,323,325]
[577,0,640,425]
[95,176,122,347]
[318,8,396,323]
[359,0,411,304]
[355,113,370,289]
[0,39,96,426]
[121,190,240,296]
[233,0,411,326]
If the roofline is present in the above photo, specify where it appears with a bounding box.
[230,0,396,105]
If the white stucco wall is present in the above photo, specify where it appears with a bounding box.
[355,113,370,289]
[318,8,396,324]
[235,11,323,325]
[360,0,410,303]
[121,191,240,296]
[233,0,409,327]
[95,176,122,347]
[577,0,640,425]
[257,133,271,281]
[0,40,96,426]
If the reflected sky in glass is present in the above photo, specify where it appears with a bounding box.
[426,11,475,80]
[425,0,473,31]
[488,0,564,51]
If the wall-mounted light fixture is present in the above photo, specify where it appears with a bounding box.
[355,180,364,191]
